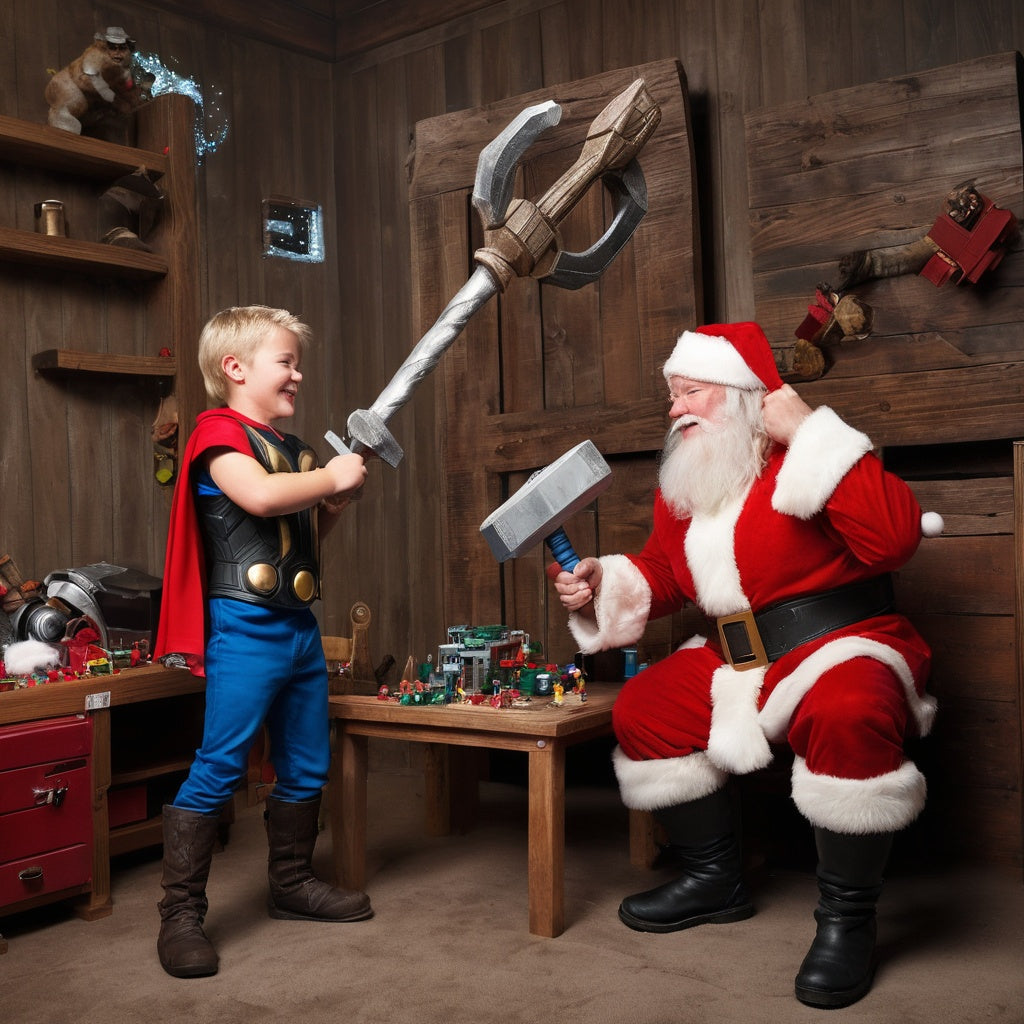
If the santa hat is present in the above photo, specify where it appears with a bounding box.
[663,322,784,392]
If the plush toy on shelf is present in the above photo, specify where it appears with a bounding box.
[44,26,150,140]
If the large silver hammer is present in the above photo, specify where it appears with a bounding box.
[479,441,611,571]
[326,80,660,466]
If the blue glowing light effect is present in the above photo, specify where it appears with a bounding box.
[134,52,229,161]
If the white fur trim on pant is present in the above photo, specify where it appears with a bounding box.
[612,746,729,811]
[707,663,774,774]
[772,406,873,519]
[791,755,927,833]
[568,553,651,655]
[758,635,937,743]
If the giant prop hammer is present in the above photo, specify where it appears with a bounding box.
[326,79,661,466]
[479,440,611,572]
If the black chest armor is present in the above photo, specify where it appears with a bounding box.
[196,422,320,609]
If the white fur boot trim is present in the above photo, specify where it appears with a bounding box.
[707,664,774,775]
[612,746,728,811]
[791,755,927,833]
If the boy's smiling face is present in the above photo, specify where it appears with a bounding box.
[224,326,303,424]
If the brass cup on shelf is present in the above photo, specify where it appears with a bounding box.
[34,199,66,236]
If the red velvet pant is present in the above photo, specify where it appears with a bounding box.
[612,643,911,781]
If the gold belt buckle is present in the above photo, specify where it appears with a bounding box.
[716,609,769,671]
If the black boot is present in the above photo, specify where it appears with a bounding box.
[156,804,221,978]
[618,788,753,932]
[794,828,894,1009]
[265,794,373,922]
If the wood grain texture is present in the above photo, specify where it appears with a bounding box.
[745,51,1024,443]
[409,59,698,651]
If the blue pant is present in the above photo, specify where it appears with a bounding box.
[173,599,330,813]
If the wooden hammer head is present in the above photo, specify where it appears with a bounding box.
[479,441,611,562]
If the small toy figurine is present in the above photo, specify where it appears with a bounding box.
[44,27,150,139]
[552,681,564,706]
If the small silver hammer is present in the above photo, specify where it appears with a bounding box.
[479,441,611,571]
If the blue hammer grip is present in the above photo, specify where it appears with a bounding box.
[545,527,580,572]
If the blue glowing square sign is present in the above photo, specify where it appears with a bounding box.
[262,198,324,262]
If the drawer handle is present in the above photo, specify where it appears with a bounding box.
[33,785,68,808]
[18,866,44,881]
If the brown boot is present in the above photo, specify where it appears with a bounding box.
[156,804,221,978]
[265,794,372,921]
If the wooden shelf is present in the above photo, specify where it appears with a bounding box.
[0,226,167,279]
[108,817,164,858]
[111,758,193,787]
[33,349,175,378]
[0,113,167,181]
[0,664,203,728]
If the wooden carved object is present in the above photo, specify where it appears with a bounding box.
[836,181,1018,292]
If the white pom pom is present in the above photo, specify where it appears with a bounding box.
[3,639,62,675]
[921,511,944,537]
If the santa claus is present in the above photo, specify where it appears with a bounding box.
[549,321,940,1010]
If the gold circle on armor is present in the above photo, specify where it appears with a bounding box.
[293,570,317,603]
[246,563,278,594]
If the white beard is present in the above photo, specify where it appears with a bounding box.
[659,389,769,518]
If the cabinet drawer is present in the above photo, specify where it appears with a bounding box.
[0,762,92,862]
[0,715,92,771]
[0,843,91,907]
[0,758,90,815]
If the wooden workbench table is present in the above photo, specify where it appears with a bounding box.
[0,663,203,922]
[327,684,653,937]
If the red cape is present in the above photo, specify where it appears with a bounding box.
[153,408,283,673]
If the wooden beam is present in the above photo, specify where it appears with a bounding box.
[142,0,338,61]
[334,0,499,61]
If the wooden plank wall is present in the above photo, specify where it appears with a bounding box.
[327,0,1024,872]
[3,0,1024,865]
[0,0,351,624]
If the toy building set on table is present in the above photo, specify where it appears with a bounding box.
[0,557,160,691]
[377,624,587,709]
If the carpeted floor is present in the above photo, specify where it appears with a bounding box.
[3,743,1023,1024]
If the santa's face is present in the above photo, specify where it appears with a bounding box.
[667,376,729,439]
[660,382,768,518]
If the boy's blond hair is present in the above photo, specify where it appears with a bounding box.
[198,305,313,403]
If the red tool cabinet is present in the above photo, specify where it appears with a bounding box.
[0,715,93,910]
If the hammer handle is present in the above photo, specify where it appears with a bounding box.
[545,527,581,572]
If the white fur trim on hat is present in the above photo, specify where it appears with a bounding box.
[663,331,765,390]
[790,755,927,833]
[567,554,651,654]
[612,746,729,811]
[772,406,873,519]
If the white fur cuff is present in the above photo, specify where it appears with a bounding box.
[772,406,872,519]
[790,756,927,833]
[568,553,651,654]
[612,746,728,811]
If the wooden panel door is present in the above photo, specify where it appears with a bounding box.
[407,59,701,665]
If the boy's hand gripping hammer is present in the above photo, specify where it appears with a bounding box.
[326,78,661,466]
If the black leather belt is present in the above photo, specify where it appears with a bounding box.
[715,574,895,671]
